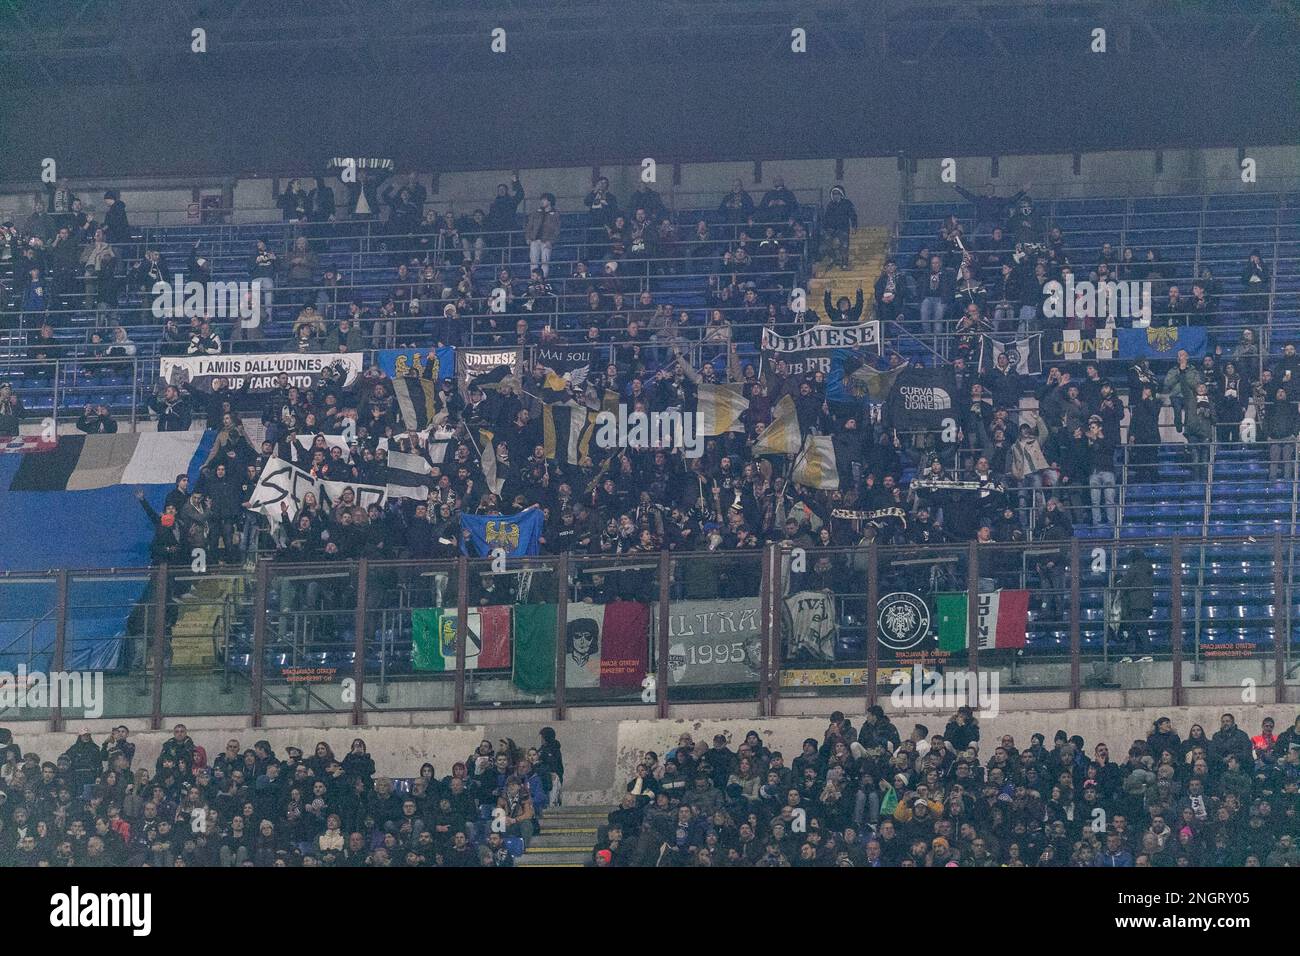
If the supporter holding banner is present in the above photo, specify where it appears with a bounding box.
[761,321,881,353]
[883,365,959,431]
[535,345,594,390]
[1116,325,1209,359]
[761,321,880,380]
[791,435,839,490]
[827,351,909,404]
[377,346,455,381]
[383,449,436,500]
[1043,327,1207,361]
[159,352,363,393]
[977,334,1042,375]
[457,347,522,399]
[460,507,544,558]
[1046,329,1117,361]
[245,456,388,526]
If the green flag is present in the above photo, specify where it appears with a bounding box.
[412,606,512,671]
[935,592,968,652]
[411,608,455,671]
[513,602,557,694]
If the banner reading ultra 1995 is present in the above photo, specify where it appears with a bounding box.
[655,599,763,686]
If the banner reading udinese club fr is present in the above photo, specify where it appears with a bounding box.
[159,352,364,393]
[760,322,881,378]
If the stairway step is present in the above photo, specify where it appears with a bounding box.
[529,836,596,850]
[541,817,606,827]
[544,808,610,815]
[522,845,595,854]
[515,857,585,867]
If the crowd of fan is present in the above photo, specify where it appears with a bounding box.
[3,174,1297,576]
[0,724,564,867]
[598,710,1300,866]
[0,172,812,356]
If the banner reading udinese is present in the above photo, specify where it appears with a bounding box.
[935,590,1029,651]
[457,347,521,399]
[761,321,881,378]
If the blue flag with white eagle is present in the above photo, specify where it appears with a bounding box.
[460,508,543,558]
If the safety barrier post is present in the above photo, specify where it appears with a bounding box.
[966,542,980,709]
[656,550,670,719]
[352,559,368,726]
[866,543,880,708]
[1069,538,1082,709]
[251,559,268,728]
[1274,533,1287,705]
[1171,537,1184,707]
[454,554,468,724]
[554,553,569,721]
[150,564,168,730]
[49,571,69,733]
[759,546,769,717]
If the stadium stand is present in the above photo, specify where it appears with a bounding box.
[3,710,1299,867]
[1,169,1299,872]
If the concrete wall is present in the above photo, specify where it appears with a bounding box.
[904,145,1300,203]
[8,699,1295,806]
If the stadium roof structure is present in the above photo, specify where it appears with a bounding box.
[1,0,1298,83]
[0,0,1296,178]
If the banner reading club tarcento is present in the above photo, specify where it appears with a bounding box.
[159,352,364,393]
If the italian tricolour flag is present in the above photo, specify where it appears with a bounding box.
[411,606,511,671]
[936,590,1029,651]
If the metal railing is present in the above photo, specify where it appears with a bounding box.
[1,318,1296,433]
[8,185,826,233]
[2,532,1294,729]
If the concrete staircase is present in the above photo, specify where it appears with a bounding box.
[808,225,891,321]
[515,804,612,867]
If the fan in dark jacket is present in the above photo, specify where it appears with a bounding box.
[873,260,909,323]
[1146,718,1182,761]
[1209,715,1253,770]
[822,288,864,325]
[64,732,104,791]
[944,708,980,752]
[1117,549,1154,653]
[484,176,525,240]
[149,383,193,432]
[822,186,859,268]
[102,190,131,244]
[136,490,185,564]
